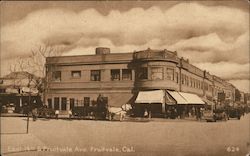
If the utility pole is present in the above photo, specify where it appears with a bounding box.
[26,74,32,134]
[26,91,30,134]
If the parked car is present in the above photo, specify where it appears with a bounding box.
[202,109,228,122]
[4,103,15,113]
[202,110,216,122]
[227,107,241,120]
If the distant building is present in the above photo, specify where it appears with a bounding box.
[0,72,41,112]
[45,47,243,115]
[244,93,250,105]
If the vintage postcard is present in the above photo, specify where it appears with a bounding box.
[0,1,249,156]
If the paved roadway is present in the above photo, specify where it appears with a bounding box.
[1,115,250,156]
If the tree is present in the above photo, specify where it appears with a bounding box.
[8,42,61,104]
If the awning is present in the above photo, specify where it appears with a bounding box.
[202,98,214,105]
[178,92,205,105]
[167,91,188,104]
[135,90,165,104]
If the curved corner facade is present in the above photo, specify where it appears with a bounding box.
[45,48,236,111]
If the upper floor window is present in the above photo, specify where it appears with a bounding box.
[181,74,184,84]
[91,70,101,81]
[111,69,120,81]
[166,68,174,81]
[137,67,148,80]
[175,72,179,83]
[122,69,132,80]
[52,71,61,82]
[204,82,208,91]
[71,71,81,78]
[186,76,189,86]
[151,67,163,80]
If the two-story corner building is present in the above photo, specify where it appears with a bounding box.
[45,47,237,116]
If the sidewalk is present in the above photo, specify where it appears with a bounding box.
[1,113,26,117]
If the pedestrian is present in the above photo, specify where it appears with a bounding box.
[55,110,59,120]
[69,109,72,119]
[192,106,195,117]
[144,108,148,118]
[32,107,38,121]
[196,107,201,121]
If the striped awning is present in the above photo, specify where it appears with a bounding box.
[167,91,205,105]
[135,90,165,104]
[167,91,188,104]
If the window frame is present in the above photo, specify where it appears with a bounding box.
[151,67,164,80]
[71,71,81,78]
[54,97,60,110]
[90,70,101,81]
[84,97,90,107]
[137,67,148,80]
[70,98,75,109]
[52,71,61,82]
[166,68,174,81]
[47,98,52,109]
[122,69,132,80]
[61,97,67,110]
[111,69,120,81]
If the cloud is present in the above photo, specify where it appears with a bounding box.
[169,32,249,64]
[229,80,250,93]
[194,62,250,93]
[1,2,249,92]
[193,62,249,80]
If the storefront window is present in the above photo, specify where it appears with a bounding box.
[61,97,67,110]
[48,99,52,109]
[70,98,74,109]
[166,68,174,81]
[54,97,59,110]
[84,97,90,107]
[151,67,163,80]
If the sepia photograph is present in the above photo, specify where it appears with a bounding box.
[0,1,249,156]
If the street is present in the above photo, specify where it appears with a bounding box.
[1,115,250,156]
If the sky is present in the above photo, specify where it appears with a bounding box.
[0,1,249,92]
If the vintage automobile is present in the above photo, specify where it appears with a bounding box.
[227,107,241,120]
[37,106,55,118]
[202,109,228,122]
[1,104,15,113]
